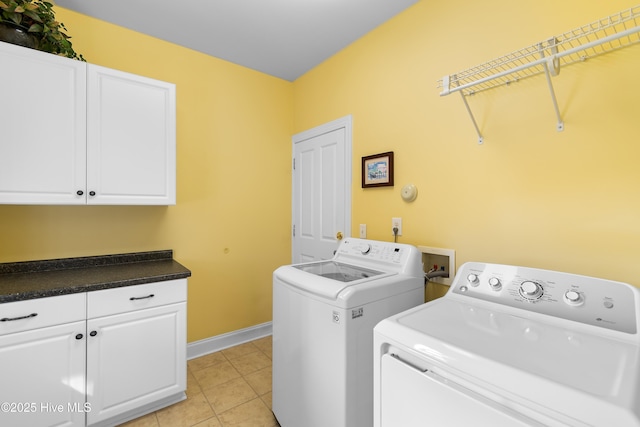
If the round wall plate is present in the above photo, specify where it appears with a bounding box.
[401,184,418,202]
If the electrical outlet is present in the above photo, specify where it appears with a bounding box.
[391,217,402,236]
[359,224,367,238]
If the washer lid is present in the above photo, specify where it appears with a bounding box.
[293,261,384,282]
[378,298,640,417]
[274,262,398,301]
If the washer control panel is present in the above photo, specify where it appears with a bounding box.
[334,238,423,276]
[451,262,639,334]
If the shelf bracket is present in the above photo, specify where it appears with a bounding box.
[539,40,564,132]
[447,74,484,144]
[459,91,484,144]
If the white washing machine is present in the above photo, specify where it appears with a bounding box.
[272,238,425,427]
[374,262,640,427]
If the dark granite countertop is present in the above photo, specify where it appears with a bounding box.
[0,250,191,303]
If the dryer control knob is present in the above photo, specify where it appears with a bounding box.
[467,274,479,286]
[488,277,502,291]
[564,290,584,306]
[519,281,543,300]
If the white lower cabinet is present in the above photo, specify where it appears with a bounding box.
[0,279,187,427]
[0,293,87,427]
[0,321,87,427]
[86,281,187,426]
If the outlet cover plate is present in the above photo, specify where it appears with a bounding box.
[392,217,402,236]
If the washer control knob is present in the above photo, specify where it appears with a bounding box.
[519,281,543,300]
[361,244,372,255]
[488,277,502,291]
[564,290,584,306]
[467,274,479,287]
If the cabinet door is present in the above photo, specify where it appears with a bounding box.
[86,65,176,205]
[0,321,87,427]
[86,302,186,425]
[0,41,87,205]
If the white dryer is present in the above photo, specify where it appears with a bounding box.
[374,262,640,427]
[272,238,425,427]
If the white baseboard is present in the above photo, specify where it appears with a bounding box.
[92,392,186,427]
[187,321,272,360]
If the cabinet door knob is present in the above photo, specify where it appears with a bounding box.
[89,191,96,196]
[89,330,98,337]
[77,190,84,196]
[75,333,83,340]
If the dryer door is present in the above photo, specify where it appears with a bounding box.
[378,354,545,427]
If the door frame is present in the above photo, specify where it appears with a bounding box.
[291,115,353,262]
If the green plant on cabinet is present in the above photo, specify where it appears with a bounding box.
[0,0,84,60]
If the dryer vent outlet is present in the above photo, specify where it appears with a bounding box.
[418,246,456,286]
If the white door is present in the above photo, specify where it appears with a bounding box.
[292,116,352,263]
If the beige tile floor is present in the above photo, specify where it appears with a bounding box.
[121,336,279,427]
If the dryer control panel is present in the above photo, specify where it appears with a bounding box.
[450,262,640,335]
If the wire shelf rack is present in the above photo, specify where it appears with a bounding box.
[438,5,640,97]
[437,5,640,143]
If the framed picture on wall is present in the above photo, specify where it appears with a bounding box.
[362,151,394,188]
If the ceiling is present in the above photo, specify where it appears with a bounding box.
[55,0,420,81]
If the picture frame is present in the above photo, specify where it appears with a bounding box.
[362,151,394,188]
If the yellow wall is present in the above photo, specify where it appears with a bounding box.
[294,0,640,297]
[0,8,294,342]
[1,1,639,341]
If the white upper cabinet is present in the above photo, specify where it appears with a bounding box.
[87,65,176,205]
[0,41,176,205]
[0,41,87,204]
